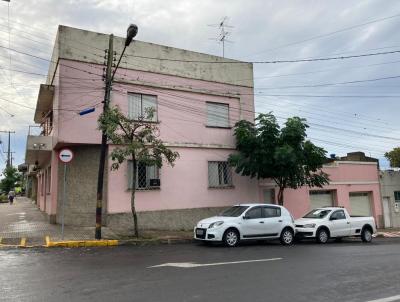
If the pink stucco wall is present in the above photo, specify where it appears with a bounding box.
[56,59,254,145]
[260,162,382,226]
[107,147,259,213]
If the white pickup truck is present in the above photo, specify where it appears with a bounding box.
[295,207,376,243]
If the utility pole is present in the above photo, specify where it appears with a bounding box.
[95,34,114,240]
[94,25,138,240]
[0,130,15,168]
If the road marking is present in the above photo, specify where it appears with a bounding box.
[148,258,282,268]
[366,295,400,302]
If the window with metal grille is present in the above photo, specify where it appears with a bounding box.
[128,161,160,190]
[394,191,400,202]
[128,93,157,122]
[206,102,229,128]
[208,161,233,188]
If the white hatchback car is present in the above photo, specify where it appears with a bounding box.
[194,203,295,247]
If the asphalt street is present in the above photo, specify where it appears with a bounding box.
[0,239,400,302]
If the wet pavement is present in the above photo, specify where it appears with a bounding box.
[0,238,399,302]
[0,197,117,246]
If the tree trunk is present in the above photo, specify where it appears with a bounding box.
[277,186,284,206]
[131,156,139,238]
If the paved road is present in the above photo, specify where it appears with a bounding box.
[1,239,399,302]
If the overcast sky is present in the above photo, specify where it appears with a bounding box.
[0,0,399,173]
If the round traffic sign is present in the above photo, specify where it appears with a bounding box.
[59,148,74,163]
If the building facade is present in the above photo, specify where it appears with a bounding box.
[260,160,383,227]
[380,170,400,228]
[25,25,259,230]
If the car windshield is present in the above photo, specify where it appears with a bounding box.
[219,206,249,217]
[303,209,331,219]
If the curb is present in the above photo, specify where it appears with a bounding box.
[44,236,119,248]
[119,237,195,246]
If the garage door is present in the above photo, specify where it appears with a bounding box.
[349,192,372,216]
[309,191,334,209]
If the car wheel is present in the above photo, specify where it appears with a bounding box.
[361,227,373,243]
[280,228,294,245]
[316,228,329,244]
[223,229,239,247]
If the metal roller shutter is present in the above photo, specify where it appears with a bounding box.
[349,192,372,216]
[309,191,333,209]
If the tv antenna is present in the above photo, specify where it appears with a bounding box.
[208,16,234,57]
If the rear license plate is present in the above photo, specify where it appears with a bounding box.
[196,229,204,235]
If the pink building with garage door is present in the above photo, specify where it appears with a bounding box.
[24,26,383,231]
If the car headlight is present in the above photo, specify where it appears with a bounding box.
[303,223,316,228]
[209,221,224,229]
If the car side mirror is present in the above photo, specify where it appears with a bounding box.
[330,216,337,221]
[243,215,249,220]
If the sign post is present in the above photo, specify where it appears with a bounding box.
[58,148,74,240]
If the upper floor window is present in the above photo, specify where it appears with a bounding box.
[128,161,160,190]
[206,102,229,128]
[128,93,157,122]
[208,161,233,188]
[394,191,400,202]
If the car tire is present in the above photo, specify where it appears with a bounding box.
[316,228,330,244]
[280,228,294,245]
[361,227,373,243]
[223,229,240,247]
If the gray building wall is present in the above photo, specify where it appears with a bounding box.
[56,145,107,226]
[380,170,400,228]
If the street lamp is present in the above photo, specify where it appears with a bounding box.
[95,24,138,240]
[111,24,138,81]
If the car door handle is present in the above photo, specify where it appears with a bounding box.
[259,221,264,224]
[278,220,283,222]
[347,222,350,224]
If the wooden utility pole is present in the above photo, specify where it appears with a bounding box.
[0,130,15,168]
[95,35,113,240]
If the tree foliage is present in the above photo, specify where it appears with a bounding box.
[98,106,179,237]
[0,167,21,194]
[228,113,330,205]
[385,147,400,168]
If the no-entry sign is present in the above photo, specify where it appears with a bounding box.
[59,148,74,163]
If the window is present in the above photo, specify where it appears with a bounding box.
[330,210,346,220]
[394,191,400,202]
[128,161,160,190]
[128,93,157,122]
[219,206,249,217]
[208,161,233,188]
[245,207,263,219]
[262,206,281,218]
[206,102,229,128]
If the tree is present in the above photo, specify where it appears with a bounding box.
[228,113,330,205]
[385,147,400,168]
[98,106,179,237]
[0,166,21,194]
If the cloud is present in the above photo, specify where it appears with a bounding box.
[0,0,400,171]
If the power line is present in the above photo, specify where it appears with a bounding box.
[243,12,400,58]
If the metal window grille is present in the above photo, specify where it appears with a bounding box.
[128,93,157,122]
[208,161,233,188]
[206,102,229,127]
[128,161,160,190]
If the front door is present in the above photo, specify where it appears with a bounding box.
[241,207,267,238]
[383,197,392,228]
[329,210,350,237]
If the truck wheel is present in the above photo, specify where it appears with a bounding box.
[361,227,373,243]
[223,229,240,247]
[280,228,294,245]
[316,228,329,244]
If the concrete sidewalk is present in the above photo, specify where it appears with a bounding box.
[0,197,118,246]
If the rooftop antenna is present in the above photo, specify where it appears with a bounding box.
[208,16,234,57]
